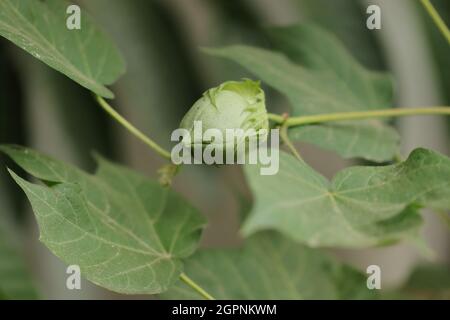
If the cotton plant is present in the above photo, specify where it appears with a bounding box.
[0,0,449,300]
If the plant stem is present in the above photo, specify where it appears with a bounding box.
[179,273,215,300]
[268,107,450,127]
[280,122,303,162]
[95,95,172,160]
[268,113,285,123]
[420,0,450,45]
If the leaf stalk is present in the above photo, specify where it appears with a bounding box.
[280,121,303,162]
[420,0,450,45]
[95,95,172,160]
[179,273,215,300]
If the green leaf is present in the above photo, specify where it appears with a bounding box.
[293,0,386,69]
[401,265,450,299]
[0,145,206,295]
[163,233,376,299]
[242,149,450,248]
[0,0,125,98]
[289,122,399,163]
[204,24,399,162]
[268,24,393,108]
[0,220,38,299]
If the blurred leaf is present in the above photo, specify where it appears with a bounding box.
[1,145,206,295]
[289,122,399,163]
[0,0,125,98]
[0,188,37,300]
[205,24,399,162]
[209,0,264,45]
[0,40,29,218]
[242,148,450,248]
[0,40,37,300]
[269,24,399,162]
[0,221,38,299]
[294,0,386,69]
[400,265,450,299]
[203,0,269,81]
[163,233,376,299]
[267,25,391,103]
[406,265,450,290]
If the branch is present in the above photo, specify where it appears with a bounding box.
[268,106,450,127]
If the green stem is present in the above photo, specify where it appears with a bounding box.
[95,95,172,160]
[179,273,215,300]
[268,106,450,127]
[280,122,303,162]
[268,113,285,123]
[420,0,450,45]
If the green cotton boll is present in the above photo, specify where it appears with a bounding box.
[179,79,269,154]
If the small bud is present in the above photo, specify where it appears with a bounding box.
[158,164,179,187]
[179,79,269,153]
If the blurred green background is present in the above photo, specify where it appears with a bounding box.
[0,0,449,299]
